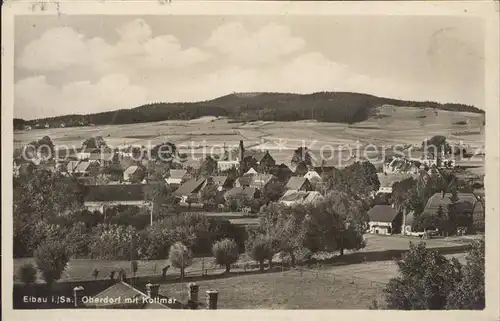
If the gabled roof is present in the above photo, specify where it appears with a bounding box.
[83,184,147,202]
[423,192,478,215]
[280,190,309,202]
[169,169,187,179]
[377,173,418,188]
[124,165,139,175]
[76,161,91,172]
[368,205,400,223]
[89,281,170,309]
[237,174,255,187]
[224,186,259,200]
[286,177,309,190]
[212,175,229,186]
[174,178,207,197]
[303,191,324,203]
[243,150,272,163]
[250,174,275,188]
[67,160,80,172]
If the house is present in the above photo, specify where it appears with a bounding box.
[249,174,277,190]
[401,211,416,235]
[421,192,485,231]
[212,176,233,191]
[367,205,402,235]
[376,173,418,195]
[383,156,420,174]
[279,190,324,207]
[304,170,322,182]
[223,186,260,202]
[173,178,208,203]
[217,160,240,172]
[285,177,313,191]
[313,159,338,175]
[237,140,276,169]
[89,151,115,165]
[83,184,151,213]
[123,165,146,183]
[165,169,188,187]
[245,167,258,175]
[235,173,255,188]
[83,281,180,309]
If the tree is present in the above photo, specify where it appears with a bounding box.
[240,156,258,176]
[201,182,219,210]
[168,242,193,280]
[446,238,485,309]
[423,135,452,158]
[260,181,286,204]
[91,268,99,280]
[245,232,274,272]
[18,263,37,286]
[151,142,177,162]
[212,238,239,273]
[130,260,139,278]
[291,146,312,167]
[82,136,107,149]
[34,241,70,288]
[383,242,463,309]
[199,156,218,177]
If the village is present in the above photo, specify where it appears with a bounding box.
[12,131,485,309]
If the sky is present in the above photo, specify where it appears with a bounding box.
[14,15,485,120]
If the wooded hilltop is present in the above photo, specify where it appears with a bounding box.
[15,91,483,129]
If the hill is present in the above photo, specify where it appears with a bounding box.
[18,92,483,128]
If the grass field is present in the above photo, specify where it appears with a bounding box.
[161,252,468,309]
[13,234,471,284]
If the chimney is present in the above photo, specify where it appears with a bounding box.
[239,140,244,161]
[73,286,85,308]
[146,282,160,297]
[188,282,199,303]
[206,290,219,310]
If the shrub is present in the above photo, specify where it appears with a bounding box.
[18,263,37,286]
[34,241,70,288]
[212,238,239,273]
[168,242,193,280]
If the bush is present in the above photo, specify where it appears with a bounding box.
[212,238,239,273]
[168,242,193,280]
[18,263,37,286]
[89,224,139,260]
[245,233,274,272]
[34,241,70,287]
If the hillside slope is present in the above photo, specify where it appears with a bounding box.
[18,92,483,128]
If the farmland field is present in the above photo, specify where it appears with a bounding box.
[14,105,485,173]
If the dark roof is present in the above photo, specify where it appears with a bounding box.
[423,193,478,215]
[212,175,229,186]
[243,150,272,163]
[286,177,308,190]
[224,186,258,200]
[89,281,174,309]
[83,184,147,202]
[173,178,206,196]
[368,205,400,223]
[250,174,275,188]
[237,174,255,187]
[169,169,187,179]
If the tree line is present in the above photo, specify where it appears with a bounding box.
[18,92,483,127]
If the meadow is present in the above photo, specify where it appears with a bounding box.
[13,234,470,284]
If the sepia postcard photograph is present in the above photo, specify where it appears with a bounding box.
[1,1,499,320]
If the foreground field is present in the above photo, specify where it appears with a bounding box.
[13,234,470,284]
[162,253,467,309]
